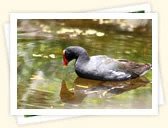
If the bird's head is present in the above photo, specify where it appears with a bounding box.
[62,46,86,66]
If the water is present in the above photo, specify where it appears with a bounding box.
[17,20,152,109]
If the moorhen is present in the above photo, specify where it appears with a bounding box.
[63,46,151,81]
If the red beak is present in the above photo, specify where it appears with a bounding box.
[63,50,68,66]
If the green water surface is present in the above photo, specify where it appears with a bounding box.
[17,19,152,109]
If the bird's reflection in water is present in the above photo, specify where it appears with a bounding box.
[60,77,150,105]
[60,80,86,104]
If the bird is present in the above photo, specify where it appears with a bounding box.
[62,46,151,81]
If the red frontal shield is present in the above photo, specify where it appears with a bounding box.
[63,50,68,66]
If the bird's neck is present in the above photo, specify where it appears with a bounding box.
[77,51,90,63]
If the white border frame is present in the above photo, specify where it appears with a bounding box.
[10,13,158,115]
[17,115,78,125]
[90,3,151,12]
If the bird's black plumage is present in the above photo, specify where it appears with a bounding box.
[63,46,151,81]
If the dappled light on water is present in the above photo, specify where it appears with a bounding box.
[17,19,152,109]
